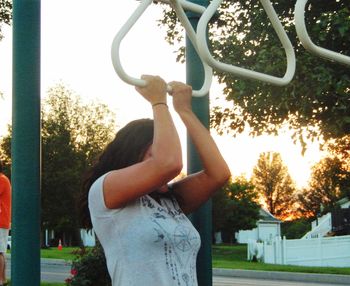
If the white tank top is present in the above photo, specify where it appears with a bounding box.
[88,173,201,286]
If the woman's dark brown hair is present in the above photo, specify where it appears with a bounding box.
[80,119,154,229]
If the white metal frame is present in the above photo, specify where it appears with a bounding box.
[196,0,296,86]
[295,0,350,66]
[111,0,213,97]
[112,0,348,95]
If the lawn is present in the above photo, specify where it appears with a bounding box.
[40,247,79,261]
[212,244,350,275]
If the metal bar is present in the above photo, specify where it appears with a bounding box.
[111,0,212,96]
[295,0,350,66]
[196,0,296,86]
[170,0,212,96]
[12,0,41,285]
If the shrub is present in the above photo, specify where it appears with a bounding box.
[281,218,311,239]
[65,244,111,286]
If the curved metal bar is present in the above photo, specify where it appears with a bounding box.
[170,0,213,97]
[111,0,153,88]
[159,0,206,14]
[196,0,296,86]
[111,0,212,96]
[295,0,350,66]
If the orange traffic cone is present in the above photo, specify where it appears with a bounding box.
[58,239,63,251]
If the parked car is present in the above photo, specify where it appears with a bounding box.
[7,235,11,250]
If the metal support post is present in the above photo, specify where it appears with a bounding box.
[186,1,211,285]
[12,0,41,285]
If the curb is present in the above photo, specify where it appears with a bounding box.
[213,268,350,285]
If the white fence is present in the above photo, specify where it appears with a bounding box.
[251,235,350,267]
[236,223,280,243]
[302,213,332,239]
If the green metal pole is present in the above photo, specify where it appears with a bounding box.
[186,1,211,285]
[12,0,41,285]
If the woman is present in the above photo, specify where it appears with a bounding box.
[81,75,230,286]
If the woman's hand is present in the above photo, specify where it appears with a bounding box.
[135,75,167,105]
[168,81,192,114]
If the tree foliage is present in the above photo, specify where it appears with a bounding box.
[298,155,350,217]
[0,84,116,243]
[212,176,260,242]
[0,0,12,41]
[251,152,296,219]
[41,84,115,239]
[159,1,350,145]
[281,218,310,239]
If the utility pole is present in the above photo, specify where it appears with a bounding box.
[12,0,41,285]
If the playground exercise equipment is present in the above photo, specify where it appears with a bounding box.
[111,0,297,93]
[295,0,350,66]
[196,0,296,86]
[111,0,213,97]
[112,0,348,94]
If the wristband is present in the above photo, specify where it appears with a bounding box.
[152,102,168,108]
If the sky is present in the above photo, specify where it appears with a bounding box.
[0,0,326,187]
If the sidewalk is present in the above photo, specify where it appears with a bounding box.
[6,255,350,285]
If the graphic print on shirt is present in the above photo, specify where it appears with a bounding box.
[141,196,200,286]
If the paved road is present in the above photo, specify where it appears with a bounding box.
[6,260,71,283]
[213,276,350,286]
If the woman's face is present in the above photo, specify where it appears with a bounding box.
[143,145,169,193]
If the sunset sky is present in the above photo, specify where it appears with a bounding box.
[0,0,326,188]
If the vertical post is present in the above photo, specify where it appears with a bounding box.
[12,0,41,285]
[186,1,211,285]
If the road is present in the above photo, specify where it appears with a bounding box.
[6,260,71,283]
[213,276,350,286]
[6,261,350,285]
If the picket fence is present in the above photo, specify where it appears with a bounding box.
[248,235,350,267]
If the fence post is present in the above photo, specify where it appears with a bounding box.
[282,236,287,265]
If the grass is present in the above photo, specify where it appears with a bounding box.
[212,244,350,275]
[40,247,79,261]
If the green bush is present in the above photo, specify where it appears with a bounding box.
[281,218,311,239]
[65,244,111,286]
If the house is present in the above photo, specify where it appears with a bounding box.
[303,196,350,239]
[235,208,281,243]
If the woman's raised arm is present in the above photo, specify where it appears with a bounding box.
[103,75,183,209]
[168,81,231,214]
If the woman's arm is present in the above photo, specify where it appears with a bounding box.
[169,81,231,214]
[103,75,183,209]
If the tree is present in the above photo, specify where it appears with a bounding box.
[298,156,350,217]
[159,1,350,145]
[0,125,11,177]
[326,135,350,171]
[212,176,260,243]
[281,218,310,239]
[0,0,12,41]
[41,84,116,244]
[0,83,116,245]
[251,152,296,219]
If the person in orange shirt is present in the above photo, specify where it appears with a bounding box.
[0,160,11,286]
